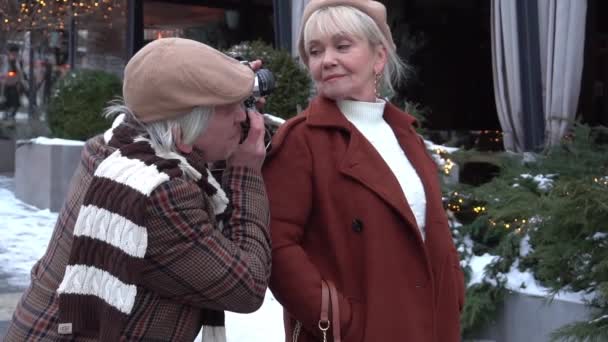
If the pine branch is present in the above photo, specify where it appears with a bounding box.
[550,314,608,342]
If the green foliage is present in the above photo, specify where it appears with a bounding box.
[550,314,608,342]
[445,124,608,339]
[461,283,506,337]
[48,69,121,140]
[521,126,608,295]
[524,179,608,291]
[226,40,311,120]
[403,101,430,135]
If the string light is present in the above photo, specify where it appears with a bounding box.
[594,177,608,186]
[479,130,504,143]
[473,206,486,214]
[447,191,527,233]
[433,147,456,175]
[488,218,526,232]
[1,0,123,32]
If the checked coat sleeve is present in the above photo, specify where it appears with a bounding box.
[140,166,271,313]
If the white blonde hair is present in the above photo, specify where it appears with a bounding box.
[303,5,408,96]
[103,101,213,154]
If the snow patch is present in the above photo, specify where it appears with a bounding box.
[504,261,595,304]
[21,137,85,146]
[519,234,532,257]
[0,176,57,287]
[424,140,459,154]
[468,253,497,286]
[467,253,596,304]
[520,173,556,191]
[589,315,608,324]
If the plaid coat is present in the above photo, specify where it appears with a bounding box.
[5,132,271,341]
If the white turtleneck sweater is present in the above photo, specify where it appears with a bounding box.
[338,99,427,240]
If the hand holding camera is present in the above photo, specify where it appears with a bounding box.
[228,108,266,171]
[238,59,275,145]
[227,59,273,171]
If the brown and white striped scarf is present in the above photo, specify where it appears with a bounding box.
[57,114,228,341]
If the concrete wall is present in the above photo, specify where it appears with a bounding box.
[15,143,82,212]
[468,292,595,342]
[0,139,15,173]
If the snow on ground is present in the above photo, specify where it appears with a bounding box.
[0,175,57,287]
[0,175,284,341]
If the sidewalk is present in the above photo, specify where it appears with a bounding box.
[0,174,18,338]
[0,284,23,337]
[0,173,54,339]
[0,233,28,338]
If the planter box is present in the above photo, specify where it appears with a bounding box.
[15,138,84,212]
[0,139,15,173]
[468,292,595,342]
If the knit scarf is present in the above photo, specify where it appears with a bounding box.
[57,114,228,341]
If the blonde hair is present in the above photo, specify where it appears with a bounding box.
[302,5,408,96]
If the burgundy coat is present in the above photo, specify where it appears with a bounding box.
[263,96,464,342]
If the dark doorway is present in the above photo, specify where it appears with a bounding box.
[388,0,500,131]
[579,0,608,127]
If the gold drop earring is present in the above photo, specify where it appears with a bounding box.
[374,73,381,99]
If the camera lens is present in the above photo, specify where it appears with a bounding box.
[254,69,275,97]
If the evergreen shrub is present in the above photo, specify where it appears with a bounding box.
[48,69,121,140]
[226,40,311,120]
[403,101,430,135]
[445,125,608,340]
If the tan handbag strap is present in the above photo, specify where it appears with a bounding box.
[326,280,341,342]
[319,280,330,330]
[294,280,341,342]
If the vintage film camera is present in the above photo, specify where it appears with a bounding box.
[210,54,279,179]
[227,54,277,145]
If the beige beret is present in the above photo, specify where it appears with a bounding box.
[298,0,395,65]
[123,38,254,123]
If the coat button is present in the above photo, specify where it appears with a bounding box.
[415,281,426,288]
[352,219,363,233]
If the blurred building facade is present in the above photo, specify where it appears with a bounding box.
[1,0,606,148]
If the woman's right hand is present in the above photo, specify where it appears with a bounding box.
[227,109,266,171]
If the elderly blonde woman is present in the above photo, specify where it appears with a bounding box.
[6,38,271,342]
[263,1,464,341]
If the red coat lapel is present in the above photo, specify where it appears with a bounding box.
[384,103,445,228]
[305,97,423,237]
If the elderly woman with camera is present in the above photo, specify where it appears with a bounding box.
[263,1,465,341]
[6,38,271,341]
